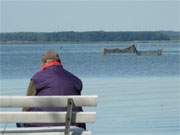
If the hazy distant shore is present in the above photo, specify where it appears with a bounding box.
[0,40,180,45]
[0,31,179,45]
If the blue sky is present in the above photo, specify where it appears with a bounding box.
[0,0,180,32]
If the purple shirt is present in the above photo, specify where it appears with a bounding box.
[24,65,85,129]
[32,65,82,96]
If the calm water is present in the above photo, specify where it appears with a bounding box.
[0,41,180,79]
[0,41,180,135]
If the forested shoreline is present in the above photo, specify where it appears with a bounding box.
[0,31,179,44]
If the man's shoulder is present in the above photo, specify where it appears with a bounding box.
[63,69,81,81]
[31,70,44,80]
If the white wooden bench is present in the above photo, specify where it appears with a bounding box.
[0,96,97,135]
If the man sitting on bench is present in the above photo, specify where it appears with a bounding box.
[17,51,86,129]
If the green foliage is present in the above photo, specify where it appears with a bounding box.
[0,31,171,42]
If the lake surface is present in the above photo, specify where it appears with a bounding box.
[0,41,180,135]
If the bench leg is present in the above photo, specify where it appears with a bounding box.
[65,98,74,135]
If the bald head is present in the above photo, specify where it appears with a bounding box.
[41,51,61,64]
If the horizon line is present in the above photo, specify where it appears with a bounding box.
[1,30,180,33]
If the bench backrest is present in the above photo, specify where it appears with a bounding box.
[0,96,97,124]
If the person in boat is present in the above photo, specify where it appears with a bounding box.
[17,51,85,129]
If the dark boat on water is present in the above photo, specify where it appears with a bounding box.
[103,45,162,56]
[103,45,137,55]
[136,49,162,56]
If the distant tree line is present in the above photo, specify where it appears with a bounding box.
[0,31,174,43]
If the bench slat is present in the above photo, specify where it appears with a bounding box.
[0,112,96,123]
[0,126,91,135]
[0,96,97,107]
[0,132,91,135]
